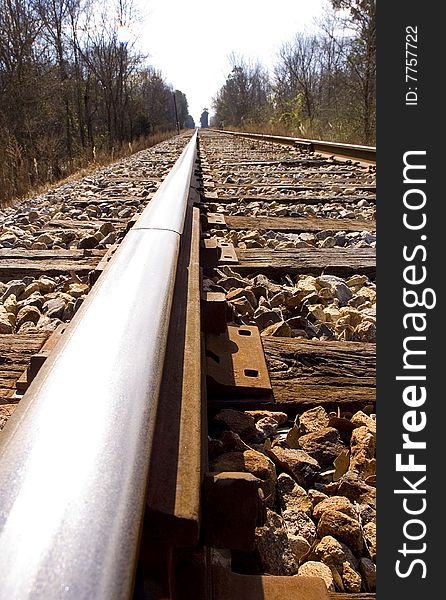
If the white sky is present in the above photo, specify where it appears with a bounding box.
[133,0,328,125]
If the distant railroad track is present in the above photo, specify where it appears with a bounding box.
[211,128,376,163]
[0,129,376,599]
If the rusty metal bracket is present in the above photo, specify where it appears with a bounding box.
[202,212,227,229]
[210,565,330,600]
[201,238,239,270]
[201,291,227,334]
[201,238,219,268]
[203,472,264,550]
[89,243,118,285]
[217,240,238,264]
[206,324,272,400]
[125,212,142,233]
[295,140,314,152]
[16,323,67,394]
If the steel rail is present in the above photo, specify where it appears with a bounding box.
[0,130,198,599]
[210,128,376,162]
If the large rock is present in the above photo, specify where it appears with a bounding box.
[37,233,54,246]
[349,426,376,479]
[297,561,335,591]
[316,275,353,305]
[359,557,376,591]
[352,320,376,342]
[358,285,376,303]
[277,473,313,515]
[254,309,282,330]
[60,230,77,244]
[313,496,356,521]
[0,306,14,333]
[216,430,251,453]
[0,283,7,297]
[346,275,368,289]
[19,281,41,300]
[16,305,41,329]
[218,276,250,292]
[231,297,255,317]
[269,290,291,308]
[245,410,288,440]
[1,280,26,302]
[3,294,17,316]
[317,510,363,555]
[37,277,57,294]
[316,286,334,301]
[36,316,62,332]
[66,283,89,298]
[254,273,278,290]
[43,297,66,320]
[261,321,292,337]
[296,276,318,295]
[213,409,258,441]
[282,508,317,543]
[324,306,341,323]
[99,222,115,236]
[32,241,47,250]
[78,235,98,249]
[211,449,276,506]
[267,445,320,487]
[313,535,358,571]
[298,427,346,467]
[342,561,362,592]
[313,535,364,591]
[363,521,376,560]
[226,287,257,308]
[62,301,76,321]
[321,237,336,248]
[288,535,311,562]
[356,503,376,526]
[351,411,376,436]
[308,489,328,507]
[101,232,117,246]
[334,319,354,341]
[339,306,363,328]
[298,407,329,435]
[255,510,299,575]
[17,292,44,312]
[304,304,326,323]
[337,471,376,507]
[118,206,133,218]
[0,232,18,245]
[205,472,261,551]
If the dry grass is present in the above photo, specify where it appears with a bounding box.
[223,121,374,146]
[1,130,179,209]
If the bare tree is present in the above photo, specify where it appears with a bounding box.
[325,0,376,142]
[213,55,271,128]
[174,90,189,128]
[0,0,191,203]
[275,34,321,123]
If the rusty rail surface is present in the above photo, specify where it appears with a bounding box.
[211,129,376,162]
[0,131,198,599]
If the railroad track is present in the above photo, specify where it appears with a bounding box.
[0,129,376,599]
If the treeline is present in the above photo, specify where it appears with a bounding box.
[212,0,375,145]
[0,0,194,203]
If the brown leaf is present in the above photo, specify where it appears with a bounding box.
[333,449,350,481]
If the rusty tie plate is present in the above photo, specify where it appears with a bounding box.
[206,324,272,399]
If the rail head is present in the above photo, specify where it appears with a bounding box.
[0,131,198,599]
[209,128,376,163]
